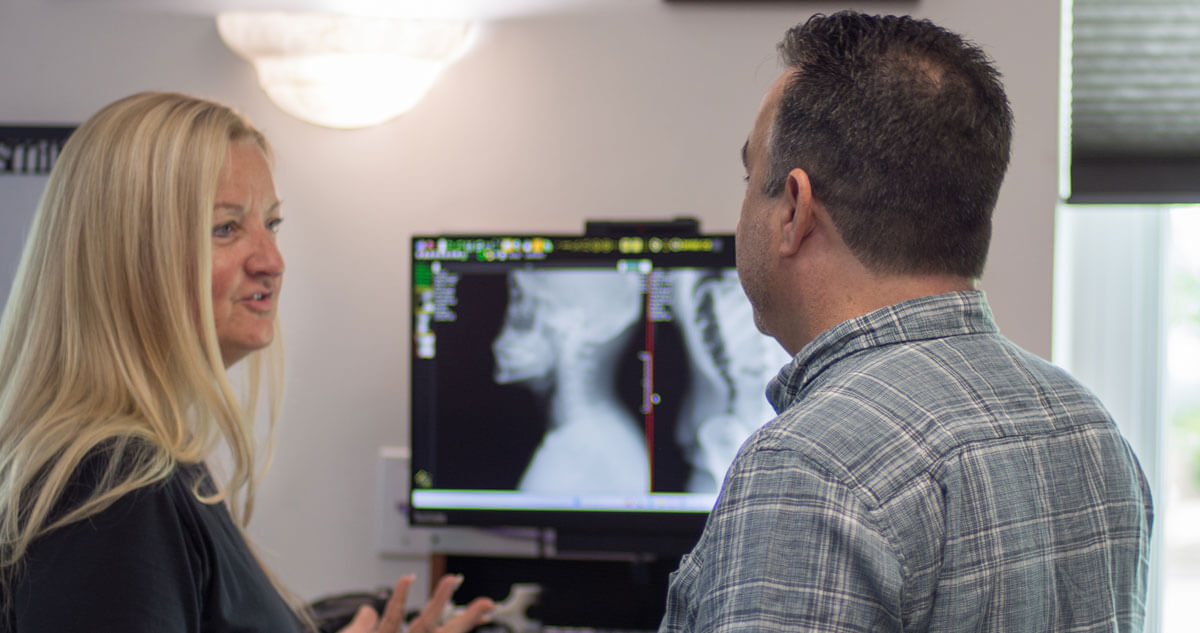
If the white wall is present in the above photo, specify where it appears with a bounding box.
[0,0,1060,604]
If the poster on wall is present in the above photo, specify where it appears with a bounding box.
[0,126,74,310]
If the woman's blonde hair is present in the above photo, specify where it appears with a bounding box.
[0,92,285,605]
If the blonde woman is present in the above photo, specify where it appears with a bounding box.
[0,93,492,633]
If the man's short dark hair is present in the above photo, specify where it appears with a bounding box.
[769,11,1013,278]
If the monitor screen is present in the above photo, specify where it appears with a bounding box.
[408,231,790,553]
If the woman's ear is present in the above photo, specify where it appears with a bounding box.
[778,168,815,256]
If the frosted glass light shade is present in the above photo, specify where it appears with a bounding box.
[216,12,472,129]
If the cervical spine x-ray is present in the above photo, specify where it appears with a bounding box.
[490,267,789,495]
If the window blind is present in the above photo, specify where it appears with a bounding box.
[1070,0,1200,203]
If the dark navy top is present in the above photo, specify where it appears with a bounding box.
[6,458,304,633]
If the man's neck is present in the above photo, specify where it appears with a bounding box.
[786,271,976,355]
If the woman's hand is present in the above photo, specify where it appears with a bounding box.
[338,574,495,633]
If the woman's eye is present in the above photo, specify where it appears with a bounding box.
[212,222,237,238]
[267,217,284,233]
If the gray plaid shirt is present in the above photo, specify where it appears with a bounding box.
[661,291,1152,632]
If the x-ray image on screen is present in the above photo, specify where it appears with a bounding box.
[492,268,650,494]
[471,265,790,497]
[668,268,790,493]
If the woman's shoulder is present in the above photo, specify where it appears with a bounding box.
[51,437,187,520]
[22,441,218,594]
[13,450,238,632]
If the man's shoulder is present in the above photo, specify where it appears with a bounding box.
[750,333,1120,504]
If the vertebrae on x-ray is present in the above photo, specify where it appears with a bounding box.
[491,267,788,495]
[669,269,790,493]
[492,269,650,494]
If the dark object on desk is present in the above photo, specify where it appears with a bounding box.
[444,555,679,631]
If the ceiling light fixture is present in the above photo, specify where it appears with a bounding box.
[217,12,473,129]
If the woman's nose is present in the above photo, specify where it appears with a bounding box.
[247,229,285,276]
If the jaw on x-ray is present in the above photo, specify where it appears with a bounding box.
[491,267,788,495]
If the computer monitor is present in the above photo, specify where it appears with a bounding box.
[408,229,790,554]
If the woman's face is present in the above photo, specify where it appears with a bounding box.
[210,140,284,367]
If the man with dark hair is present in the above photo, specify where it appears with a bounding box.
[660,11,1152,633]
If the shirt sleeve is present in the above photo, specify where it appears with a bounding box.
[662,443,907,633]
[11,478,208,633]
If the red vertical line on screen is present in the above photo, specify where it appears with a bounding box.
[644,281,656,492]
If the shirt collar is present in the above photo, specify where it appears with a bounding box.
[765,290,999,414]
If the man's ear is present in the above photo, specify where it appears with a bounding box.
[779,168,815,256]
